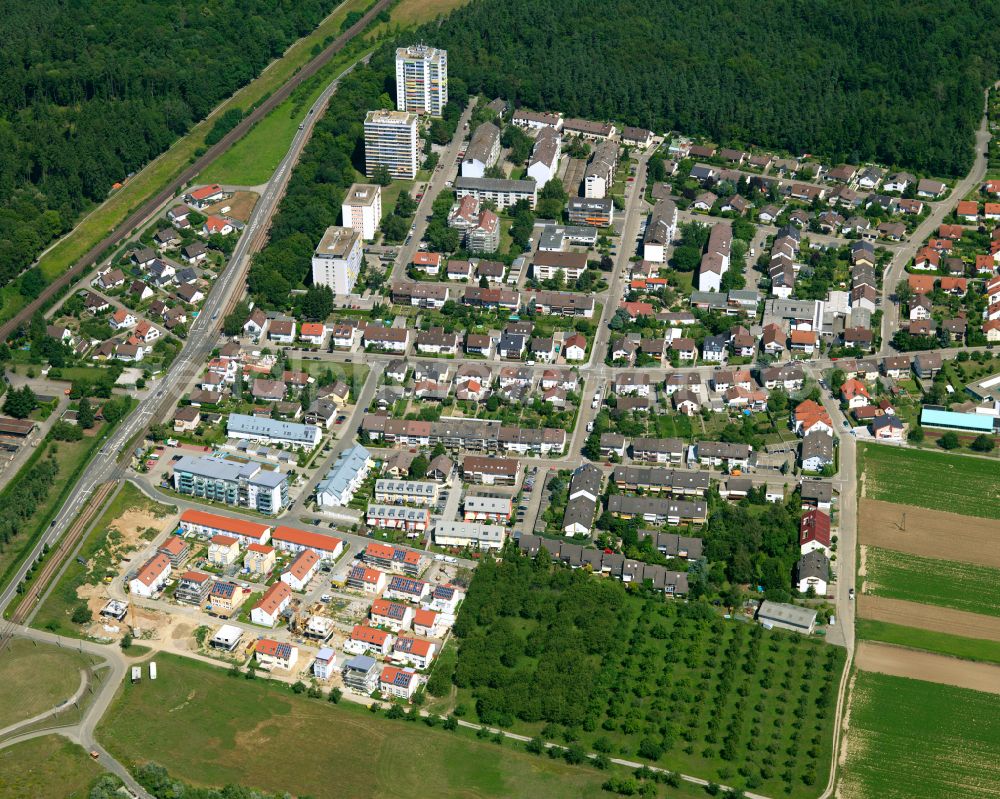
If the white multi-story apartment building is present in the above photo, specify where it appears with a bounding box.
[311,226,363,295]
[364,110,418,179]
[461,123,501,178]
[341,183,382,241]
[395,45,447,117]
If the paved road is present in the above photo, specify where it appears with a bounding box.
[130,475,477,571]
[0,0,393,344]
[879,101,992,353]
[0,52,375,618]
[389,101,476,284]
[290,361,385,515]
[0,625,152,799]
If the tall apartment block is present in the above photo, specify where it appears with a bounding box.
[342,183,382,241]
[395,45,448,117]
[364,110,419,180]
[311,226,363,295]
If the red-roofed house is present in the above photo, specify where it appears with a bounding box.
[789,329,817,354]
[346,625,394,656]
[299,323,328,346]
[840,378,870,409]
[938,277,968,296]
[251,581,292,627]
[202,216,234,236]
[412,608,443,637]
[109,309,137,330]
[244,543,276,575]
[128,553,171,598]
[793,399,834,437]
[800,510,831,556]
[619,301,655,319]
[379,665,420,700]
[956,200,979,222]
[412,252,443,275]
[271,525,344,561]
[187,184,225,207]
[179,509,272,546]
[913,248,939,271]
[208,535,240,566]
[391,635,437,669]
[280,548,320,592]
[157,535,189,567]
[255,638,298,670]
[370,598,415,632]
[908,274,935,294]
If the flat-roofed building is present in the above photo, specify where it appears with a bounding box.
[567,197,614,227]
[226,413,321,450]
[395,45,447,117]
[172,454,288,514]
[434,520,506,550]
[756,600,817,634]
[364,110,419,179]
[341,183,382,241]
[311,226,363,295]
[453,176,537,210]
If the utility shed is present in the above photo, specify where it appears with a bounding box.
[756,601,817,635]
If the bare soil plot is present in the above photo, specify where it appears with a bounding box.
[855,641,1000,695]
[203,190,257,222]
[859,498,1000,568]
[857,594,1000,642]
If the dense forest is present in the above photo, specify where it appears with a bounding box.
[0,0,339,287]
[425,0,997,177]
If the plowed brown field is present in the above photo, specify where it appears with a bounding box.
[858,498,1000,568]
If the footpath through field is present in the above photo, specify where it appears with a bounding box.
[855,641,1000,695]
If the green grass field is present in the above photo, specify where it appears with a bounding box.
[864,547,1000,618]
[858,444,1000,519]
[840,671,1000,799]
[856,619,1000,666]
[33,482,175,637]
[0,638,93,730]
[0,736,105,798]
[96,654,694,799]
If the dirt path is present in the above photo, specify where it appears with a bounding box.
[858,499,1000,568]
[857,594,1000,642]
[855,641,1000,695]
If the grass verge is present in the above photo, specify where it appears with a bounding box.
[0,416,126,602]
[32,481,175,637]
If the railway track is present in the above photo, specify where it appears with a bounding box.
[0,0,393,343]
[0,481,117,649]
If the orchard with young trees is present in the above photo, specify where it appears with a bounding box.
[431,547,843,797]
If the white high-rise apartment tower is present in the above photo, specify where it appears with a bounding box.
[341,183,382,241]
[364,110,419,179]
[395,45,448,117]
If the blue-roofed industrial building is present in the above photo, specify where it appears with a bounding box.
[172,454,289,514]
[226,413,322,450]
[315,444,373,507]
[919,407,996,433]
